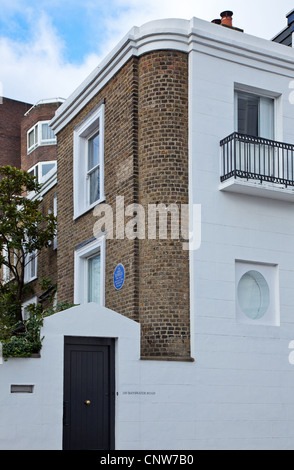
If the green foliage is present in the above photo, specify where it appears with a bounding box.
[0,281,34,332]
[1,302,44,358]
[0,284,20,338]
[1,300,77,359]
[0,167,75,359]
[2,336,41,358]
[0,166,57,322]
[0,165,56,254]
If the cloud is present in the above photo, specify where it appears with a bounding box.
[102,0,292,42]
[0,0,292,104]
[0,12,101,103]
[0,0,206,104]
[98,0,198,47]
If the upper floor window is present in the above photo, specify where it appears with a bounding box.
[48,192,57,250]
[87,132,100,205]
[28,161,57,186]
[1,243,16,284]
[53,193,57,250]
[235,90,274,140]
[73,103,105,219]
[2,246,10,284]
[27,121,56,154]
[24,250,37,284]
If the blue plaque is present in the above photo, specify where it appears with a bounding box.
[113,264,125,290]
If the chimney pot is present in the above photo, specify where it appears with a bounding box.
[220,10,233,27]
[211,19,221,25]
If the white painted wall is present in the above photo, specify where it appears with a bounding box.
[188,29,294,449]
[1,281,294,450]
[0,304,141,450]
[0,305,195,450]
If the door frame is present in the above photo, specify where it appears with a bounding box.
[63,336,115,450]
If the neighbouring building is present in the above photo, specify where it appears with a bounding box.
[0,98,31,168]
[1,10,294,450]
[0,98,64,314]
[273,8,294,46]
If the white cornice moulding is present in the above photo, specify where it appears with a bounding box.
[50,17,294,134]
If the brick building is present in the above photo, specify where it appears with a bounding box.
[0,98,31,168]
[52,51,190,359]
[2,10,294,450]
[0,98,63,312]
[273,8,294,46]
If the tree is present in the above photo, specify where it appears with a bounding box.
[0,166,56,323]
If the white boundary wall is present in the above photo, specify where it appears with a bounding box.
[0,304,196,450]
[0,301,294,450]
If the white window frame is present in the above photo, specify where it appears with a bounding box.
[27,125,38,153]
[27,121,56,154]
[53,193,57,250]
[74,235,105,306]
[47,192,57,250]
[234,90,275,140]
[28,161,57,186]
[24,250,38,284]
[2,246,10,284]
[234,84,282,141]
[73,104,105,219]
[21,296,37,321]
[235,260,280,326]
[40,121,56,145]
[1,243,16,284]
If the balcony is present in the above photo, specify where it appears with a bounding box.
[219,133,294,202]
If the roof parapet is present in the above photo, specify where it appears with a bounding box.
[24,97,66,116]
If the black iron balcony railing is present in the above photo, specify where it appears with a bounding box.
[220,133,294,187]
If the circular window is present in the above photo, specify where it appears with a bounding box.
[237,270,270,320]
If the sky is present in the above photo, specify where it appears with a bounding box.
[0,0,293,104]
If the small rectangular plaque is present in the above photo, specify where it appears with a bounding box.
[10,384,34,393]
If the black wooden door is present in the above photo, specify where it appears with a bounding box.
[63,336,115,450]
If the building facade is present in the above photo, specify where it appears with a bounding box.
[273,8,294,46]
[1,11,294,450]
[0,99,63,311]
[53,50,190,359]
[0,98,31,168]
